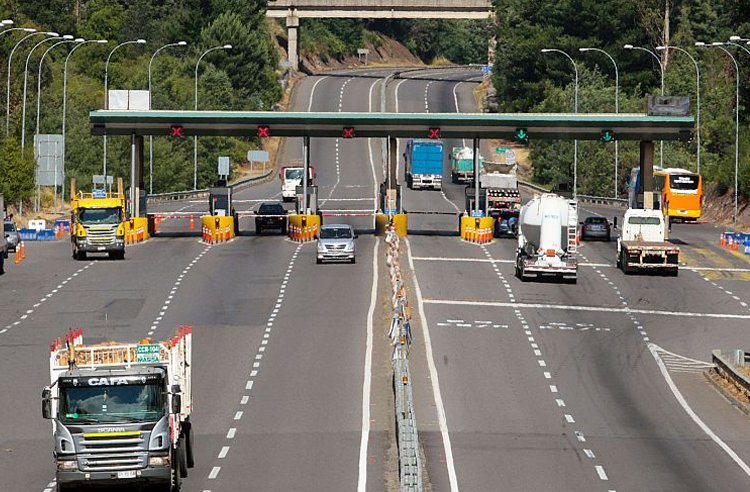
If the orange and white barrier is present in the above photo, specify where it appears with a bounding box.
[287,214,320,243]
[201,216,234,244]
[460,216,493,244]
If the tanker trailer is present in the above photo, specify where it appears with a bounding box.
[515,193,578,283]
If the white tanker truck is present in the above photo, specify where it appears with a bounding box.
[515,193,578,283]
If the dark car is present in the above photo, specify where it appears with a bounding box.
[580,215,611,241]
[255,202,287,234]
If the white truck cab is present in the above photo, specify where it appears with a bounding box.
[617,208,679,275]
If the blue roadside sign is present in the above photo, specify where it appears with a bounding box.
[481,65,492,74]
[470,210,485,218]
[92,189,106,199]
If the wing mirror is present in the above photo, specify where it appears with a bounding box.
[41,388,52,419]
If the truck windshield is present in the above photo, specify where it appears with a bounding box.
[628,216,661,225]
[285,169,304,180]
[670,174,698,191]
[59,383,163,423]
[79,207,122,225]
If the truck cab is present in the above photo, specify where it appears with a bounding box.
[70,178,127,260]
[617,208,679,275]
[280,165,315,202]
[43,328,193,492]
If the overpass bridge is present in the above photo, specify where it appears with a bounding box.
[266,1,494,70]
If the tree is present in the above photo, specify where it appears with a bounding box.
[0,137,35,203]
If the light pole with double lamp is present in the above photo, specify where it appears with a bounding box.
[541,48,579,198]
[579,47,620,197]
[695,42,740,226]
[6,29,47,135]
[148,41,187,194]
[656,45,701,173]
[193,44,232,190]
[623,44,665,168]
[103,39,147,176]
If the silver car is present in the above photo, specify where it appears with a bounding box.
[317,224,356,264]
[4,220,18,252]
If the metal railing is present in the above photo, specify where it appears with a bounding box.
[712,349,750,401]
[385,225,422,492]
[147,168,275,204]
[517,179,629,208]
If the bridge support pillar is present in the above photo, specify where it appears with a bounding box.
[639,140,655,210]
[130,134,144,218]
[286,14,300,71]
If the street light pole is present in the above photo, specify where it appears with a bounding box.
[580,47,619,197]
[148,41,187,194]
[193,44,232,190]
[541,48,579,198]
[656,45,701,173]
[37,38,80,138]
[624,44,665,168]
[6,29,44,135]
[22,34,62,152]
[62,39,108,202]
[103,39,147,177]
[696,42,740,226]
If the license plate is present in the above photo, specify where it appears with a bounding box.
[97,246,105,251]
[117,471,136,479]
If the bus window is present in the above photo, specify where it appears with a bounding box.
[670,174,699,192]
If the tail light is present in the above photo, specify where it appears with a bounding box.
[546,249,556,257]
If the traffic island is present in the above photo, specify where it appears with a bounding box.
[201,216,235,244]
[287,214,320,242]
[125,217,149,244]
[460,215,493,244]
[376,213,407,237]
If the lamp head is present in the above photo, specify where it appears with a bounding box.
[46,32,59,36]
[62,34,74,40]
[711,42,724,46]
[694,42,706,47]
[655,46,666,51]
[223,44,232,49]
[623,44,634,49]
[23,28,36,33]
[541,48,552,53]
[74,38,85,43]
[177,41,187,46]
[578,47,590,52]
[729,35,742,41]
[136,39,146,44]
[97,39,108,44]
[2,19,13,26]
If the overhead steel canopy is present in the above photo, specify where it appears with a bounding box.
[90,110,694,141]
[266,0,493,19]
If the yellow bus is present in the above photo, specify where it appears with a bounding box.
[654,168,703,221]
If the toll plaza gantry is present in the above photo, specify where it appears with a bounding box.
[90,108,693,231]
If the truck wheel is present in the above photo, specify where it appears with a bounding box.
[185,421,195,468]
[280,224,287,235]
[451,172,457,184]
[56,483,75,492]
[0,255,4,275]
[256,225,262,235]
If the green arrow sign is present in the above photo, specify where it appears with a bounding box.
[601,130,615,143]
[514,128,528,142]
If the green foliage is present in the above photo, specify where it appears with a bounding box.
[0,137,35,203]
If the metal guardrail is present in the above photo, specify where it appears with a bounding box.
[385,226,422,492]
[518,179,629,208]
[147,168,275,204]
[712,349,750,401]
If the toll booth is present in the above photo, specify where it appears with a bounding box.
[295,185,318,214]
[209,187,231,216]
[464,187,486,217]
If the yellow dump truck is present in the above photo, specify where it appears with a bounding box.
[70,177,127,260]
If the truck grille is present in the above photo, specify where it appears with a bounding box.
[75,433,148,471]
[85,226,117,242]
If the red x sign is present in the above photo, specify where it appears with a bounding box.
[257,126,270,138]
[428,128,441,139]
[170,125,184,138]
[342,127,355,138]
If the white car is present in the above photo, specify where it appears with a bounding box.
[317,224,356,264]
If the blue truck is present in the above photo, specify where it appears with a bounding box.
[404,139,444,190]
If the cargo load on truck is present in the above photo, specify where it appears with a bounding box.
[404,139,443,190]
[450,146,482,183]
[515,193,578,282]
[70,177,127,260]
[43,326,194,492]
[617,208,679,275]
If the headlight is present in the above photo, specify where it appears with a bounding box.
[149,456,170,467]
[57,459,78,471]
[317,242,325,251]
[345,243,354,252]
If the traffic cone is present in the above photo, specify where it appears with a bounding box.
[721,233,726,247]
[189,216,195,231]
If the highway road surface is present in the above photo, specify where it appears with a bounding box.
[1,66,750,492]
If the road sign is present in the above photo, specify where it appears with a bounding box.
[136,344,161,363]
[247,150,269,162]
[343,127,355,138]
[218,156,230,176]
[92,189,106,199]
[170,125,184,138]
[481,65,492,74]
[514,128,528,143]
[470,210,485,218]
[505,148,516,165]
[601,129,615,143]
[495,147,509,154]
[34,134,64,187]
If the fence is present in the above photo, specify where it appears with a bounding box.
[385,223,422,491]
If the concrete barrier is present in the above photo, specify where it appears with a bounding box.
[288,214,320,242]
[460,215,493,243]
[201,215,235,243]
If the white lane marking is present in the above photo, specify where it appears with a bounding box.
[405,238,459,491]
[233,411,243,420]
[595,465,609,480]
[584,448,595,459]
[226,428,236,439]
[565,414,575,423]
[649,342,750,477]
[208,466,221,479]
[307,75,329,112]
[358,238,379,492]
[218,446,230,459]
[422,299,750,319]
